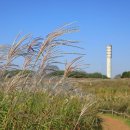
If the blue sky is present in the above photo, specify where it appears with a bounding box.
[0,0,130,76]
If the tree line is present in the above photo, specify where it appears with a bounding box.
[3,70,130,79]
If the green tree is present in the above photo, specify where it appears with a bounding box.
[121,71,130,78]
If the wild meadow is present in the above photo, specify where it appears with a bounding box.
[75,78,130,115]
[0,24,101,130]
[0,23,129,130]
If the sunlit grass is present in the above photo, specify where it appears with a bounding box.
[0,23,101,130]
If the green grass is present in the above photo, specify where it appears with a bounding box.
[1,78,130,130]
[0,23,130,129]
[74,78,130,115]
[0,24,103,130]
[0,90,101,130]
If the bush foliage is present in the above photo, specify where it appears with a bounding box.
[49,70,107,78]
[121,71,130,78]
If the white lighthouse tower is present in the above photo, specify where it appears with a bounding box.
[106,45,112,78]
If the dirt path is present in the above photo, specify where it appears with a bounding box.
[101,115,130,130]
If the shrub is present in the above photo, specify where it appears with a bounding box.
[121,71,130,78]
[49,70,107,78]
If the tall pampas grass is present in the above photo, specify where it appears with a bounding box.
[0,23,101,130]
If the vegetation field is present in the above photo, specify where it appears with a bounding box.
[1,77,130,130]
[0,23,130,130]
[0,24,102,130]
[73,78,130,115]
